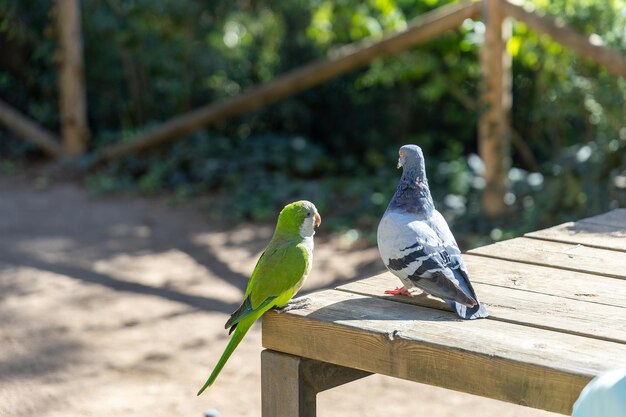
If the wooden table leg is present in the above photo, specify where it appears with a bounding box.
[261,350,371,417]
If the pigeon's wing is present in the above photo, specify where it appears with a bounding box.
[426,210,481,300]
[378,210,477,306]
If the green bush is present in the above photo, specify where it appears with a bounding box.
[1,0,624,245]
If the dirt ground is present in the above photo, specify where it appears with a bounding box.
[0,171,561,417]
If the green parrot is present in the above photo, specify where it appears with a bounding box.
[197,200,321,395]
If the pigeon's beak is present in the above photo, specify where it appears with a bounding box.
[397,156,405,169]
[314,212,321,228]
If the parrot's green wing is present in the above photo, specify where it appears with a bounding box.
[225,240,309,332]
[224,295,277,334]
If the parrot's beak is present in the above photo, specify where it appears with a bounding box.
[314,212,321,228]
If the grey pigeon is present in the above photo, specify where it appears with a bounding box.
[377,144,489,319]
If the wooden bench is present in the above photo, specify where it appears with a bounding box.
[261,209,626,416]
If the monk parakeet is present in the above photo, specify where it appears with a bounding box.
[377,144,489,319]
[197,200,321,395]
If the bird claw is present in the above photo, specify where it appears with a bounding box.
[384,287,414,296]
[275,297,311,313]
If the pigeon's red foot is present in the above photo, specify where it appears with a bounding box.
[384,287,413,296]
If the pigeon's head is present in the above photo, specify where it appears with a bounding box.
[397,144,427,182]
[398,144,425,169]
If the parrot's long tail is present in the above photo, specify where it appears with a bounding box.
[197,321,251,395]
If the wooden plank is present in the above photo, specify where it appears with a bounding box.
[93,1,480,163]
[335,271,626,344]
[465,254,626,308]
[577,208,626,229]
[479,0,512,217]
[526,221,626,252]
[468,237,626,280]
[525,209,626,252]
[376,253,626,309]
[263,290,626,414]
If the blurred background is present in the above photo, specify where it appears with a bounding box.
[1,0,625,247]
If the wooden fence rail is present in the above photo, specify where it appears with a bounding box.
[92,0,480,164]
[502,1,626,78]
[0,99,64,158]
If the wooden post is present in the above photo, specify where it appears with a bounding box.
[261,350,370,417]
[479,0,512,218]
[56,0,89,156]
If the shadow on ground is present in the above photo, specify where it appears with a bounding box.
[0,174,558,417]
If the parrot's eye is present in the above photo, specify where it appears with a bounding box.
[306,212,311,217]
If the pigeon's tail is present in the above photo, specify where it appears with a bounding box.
[447,268,490,319]
[446,299,490,320]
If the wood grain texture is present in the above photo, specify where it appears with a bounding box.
[464,254,626,308]
[336,270,626,344]
[263,290,626,414]
[343,254,626,309]
[468,237,626,280]
[525,209,626,252]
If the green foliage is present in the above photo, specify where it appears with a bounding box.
[1,0,625,245]
[0,0,57,138]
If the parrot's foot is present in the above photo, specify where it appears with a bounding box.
[276,297,311,313]
[384,287,414,296]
